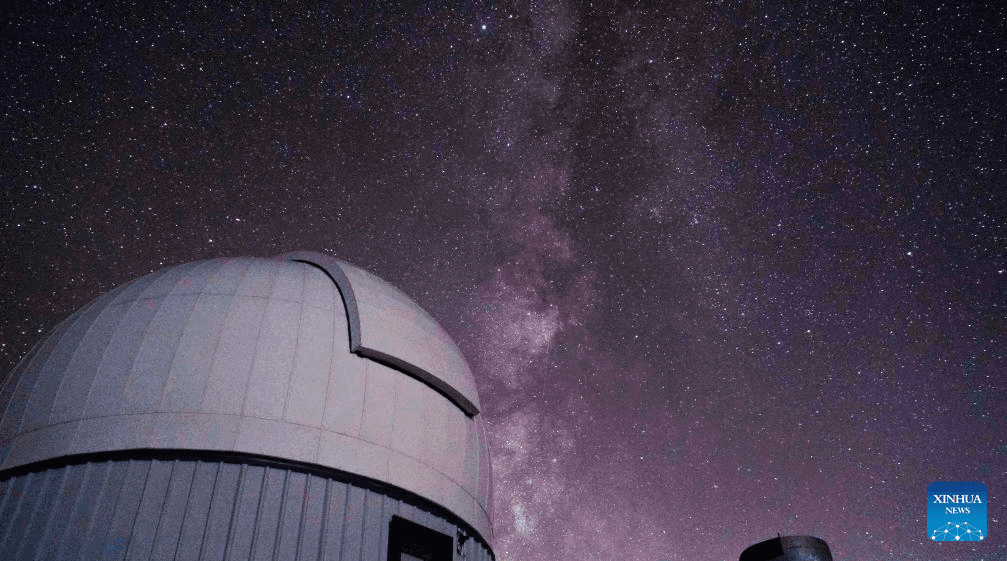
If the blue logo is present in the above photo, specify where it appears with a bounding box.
[927,481,986,541]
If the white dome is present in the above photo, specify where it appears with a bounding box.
[0,252,493,541]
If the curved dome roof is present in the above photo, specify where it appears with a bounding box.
[0,252,492,541]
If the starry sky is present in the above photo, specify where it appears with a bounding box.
[2,2,1005,560]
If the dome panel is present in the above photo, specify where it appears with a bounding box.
[149,412,239,450]
[162,294,233,412]
[359,360,396,447]
[128,294,198,414]
[342,263,482,415]
[284,302,333,427]
[200,294,267,415]
[17,318,81,433]
[97,299,161,416]
[47,295,131,425]
[198,256,250,296]
[6,416,77,467]
[321,351,367,436]
[270,257,306,301]
[7,287,121,435]
[139,259,207,299]
[391,370,429,458]
[280,250,481,415]
[235,257,279,297]
[303,260,337,311]
[234,416,321,465]
[243,295,299,420]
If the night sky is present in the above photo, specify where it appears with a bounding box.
[2,2,1006,560]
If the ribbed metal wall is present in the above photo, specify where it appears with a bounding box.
[0,458,493,561]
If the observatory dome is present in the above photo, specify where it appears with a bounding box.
[0,251,493,545]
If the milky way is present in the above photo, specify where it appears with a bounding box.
[2,2,1005,560]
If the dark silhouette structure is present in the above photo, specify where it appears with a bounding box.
[740,535,833,561]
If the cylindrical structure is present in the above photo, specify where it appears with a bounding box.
[0,251,493,561]
[740,535,833,561]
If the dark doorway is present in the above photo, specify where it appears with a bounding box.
[388,516,453,561]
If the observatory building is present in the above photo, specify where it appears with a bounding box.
[0,251,494,561]
[740,535,833,561]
